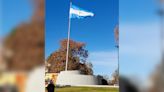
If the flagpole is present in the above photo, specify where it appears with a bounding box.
[65,0,72,71]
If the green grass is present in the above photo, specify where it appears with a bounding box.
[54,87,119,92]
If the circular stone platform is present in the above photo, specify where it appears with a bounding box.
[56,70,99,86]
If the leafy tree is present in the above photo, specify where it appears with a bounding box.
[149,62,164,92]
[47,39,93,75]
[97,75,109,85]
[111,69,119,84]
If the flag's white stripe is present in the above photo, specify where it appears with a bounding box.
[70,8,94,17]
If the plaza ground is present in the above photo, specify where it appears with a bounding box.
[54,86,119,92]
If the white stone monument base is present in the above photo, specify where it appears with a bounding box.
[56,70,99,86]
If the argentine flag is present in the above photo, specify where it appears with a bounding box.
[70,4,94,19]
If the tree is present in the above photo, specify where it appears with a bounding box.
[149,62,164,92]
[111,69,119,84]
[79,62,93,75]
[97,75,109,85]
[47,39,93,75]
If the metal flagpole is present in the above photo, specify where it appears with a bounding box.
[65,0,72,71]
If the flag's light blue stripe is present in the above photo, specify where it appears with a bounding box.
[70,14,93,19]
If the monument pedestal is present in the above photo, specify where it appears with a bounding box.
[56,70,99,86]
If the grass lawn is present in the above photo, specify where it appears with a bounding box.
[54,87,119,92]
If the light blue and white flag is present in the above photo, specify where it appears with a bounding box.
[70,4,94,19]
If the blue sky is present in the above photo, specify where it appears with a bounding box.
[120,0,161,84]
[46,0,118,77]
[1,0,33,37]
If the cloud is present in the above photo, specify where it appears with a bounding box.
[88,51,118,68]
[120,22,161,61]
[88,51,118,76]
[120,21,161,80]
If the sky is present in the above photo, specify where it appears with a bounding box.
[1,0,33,37]
[46,0,118,77]
[120,0,162,84]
